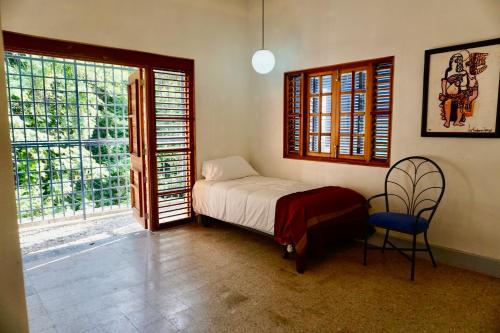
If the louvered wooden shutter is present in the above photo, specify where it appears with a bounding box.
[153,69,194,224]
[371,61,393,162]
[337,68,368,159]
[285,74,303,156]
[307,74,333,156]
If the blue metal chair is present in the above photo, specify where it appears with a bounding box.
[363,156,445,281]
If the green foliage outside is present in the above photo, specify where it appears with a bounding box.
[5,52,135,223]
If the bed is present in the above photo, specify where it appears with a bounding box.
[193,156,368,272]
[193,175,318,235]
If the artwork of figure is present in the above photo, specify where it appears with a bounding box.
[438,50,488,128]
[423,39,500,137]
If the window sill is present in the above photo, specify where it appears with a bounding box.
[283,154,390,168]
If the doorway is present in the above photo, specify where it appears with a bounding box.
[6,51,136,225]
[3,31,196,238]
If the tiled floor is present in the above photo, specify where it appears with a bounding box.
[23,221,500,332]
[20,212,141,255]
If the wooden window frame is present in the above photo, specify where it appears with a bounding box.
[306,71,335,157]
[283,56,394,167]
[2,31,196,231]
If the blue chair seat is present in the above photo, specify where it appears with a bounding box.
[368,212,429,234]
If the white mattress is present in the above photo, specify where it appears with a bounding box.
[193,176,319,235]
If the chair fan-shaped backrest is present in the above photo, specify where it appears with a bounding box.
[384,156,445,222]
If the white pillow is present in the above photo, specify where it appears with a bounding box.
[202,156,259,181]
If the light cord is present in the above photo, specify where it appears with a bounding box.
[261,0,265,49]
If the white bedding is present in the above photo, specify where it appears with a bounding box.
[193,176,320,235]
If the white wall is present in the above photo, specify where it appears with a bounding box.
[0,11,29,332]
[1,0,253,177]
[247,0,500,260]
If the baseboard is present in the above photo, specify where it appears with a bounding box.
[367,233,500,278]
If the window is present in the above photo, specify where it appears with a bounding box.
[284,57,394,166]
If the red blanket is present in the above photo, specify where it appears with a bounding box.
[274,186,368,270]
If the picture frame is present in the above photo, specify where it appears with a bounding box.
[421,38,500,138]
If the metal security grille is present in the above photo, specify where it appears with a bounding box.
[153,69,193,224]
[4,51,137,223]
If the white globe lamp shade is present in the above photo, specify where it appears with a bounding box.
[252,49,275,74]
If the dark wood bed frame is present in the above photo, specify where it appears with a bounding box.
[198,214,366,273]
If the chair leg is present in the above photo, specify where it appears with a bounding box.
[363,226,368,266]
[411,234,417,281]
[382,229,390,253]
[424,231,437,267]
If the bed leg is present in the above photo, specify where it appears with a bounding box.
[199,215,211,227]
[283,246,289,259]
[283,244,294,259]
[295,252,306,274]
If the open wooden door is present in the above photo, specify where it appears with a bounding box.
[147,69,195,230]
[128,70,148,228]
[127,68,195,231]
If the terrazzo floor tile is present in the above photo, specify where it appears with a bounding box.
[21,219,500,332]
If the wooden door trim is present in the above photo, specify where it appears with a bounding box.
[128,71,147,228]
[2,31,194,72]
[145,69,159,230]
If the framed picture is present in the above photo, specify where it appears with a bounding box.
[422,38,500,137]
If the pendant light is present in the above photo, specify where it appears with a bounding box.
[252,0,275,74]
